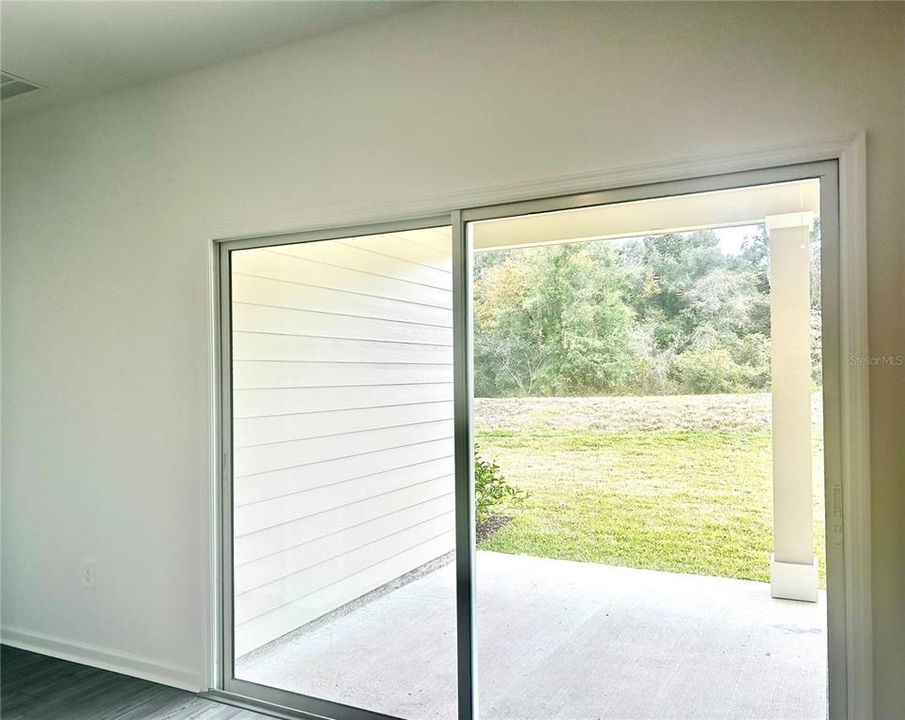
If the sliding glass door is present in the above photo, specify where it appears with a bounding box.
[217,160,843,720]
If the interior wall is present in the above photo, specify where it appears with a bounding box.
[1,1,903,710]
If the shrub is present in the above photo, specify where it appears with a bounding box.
[670,346,746,394]
[475,447,527,524]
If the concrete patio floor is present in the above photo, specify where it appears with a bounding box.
[236,552,827,720]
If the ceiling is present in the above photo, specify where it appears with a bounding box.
[473,180,820,251]
[0,1,409,120]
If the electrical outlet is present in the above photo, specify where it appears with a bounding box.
[81,560,95,590]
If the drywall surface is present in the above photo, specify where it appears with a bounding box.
[230,229,454,656]
[2,1,903,710]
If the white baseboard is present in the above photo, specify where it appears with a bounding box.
[1,626,201,692]
[770,554,819,602]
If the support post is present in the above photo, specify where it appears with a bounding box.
[766,212,818,602]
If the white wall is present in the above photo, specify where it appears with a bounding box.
[1,2,903,711]
[230,229,455,656]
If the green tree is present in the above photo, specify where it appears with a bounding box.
[472,223,817,398]
[474,243,637,396]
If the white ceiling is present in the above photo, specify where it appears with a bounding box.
[1,1,409,119]
[473,180,820,251]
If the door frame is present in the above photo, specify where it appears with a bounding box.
[205,134,870,720]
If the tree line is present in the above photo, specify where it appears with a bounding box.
[473,224,821,398]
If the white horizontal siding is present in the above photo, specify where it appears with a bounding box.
[232,227,455,657]
[342,233,451,271]
[234,401,454,447]
[233,333,453,364]
[232,303,452,345]
[235,532,454,658]
[235,494,455,593]
[236,469,453,537]
[233,383,452,418]
[231,273,453,326]
[235,516,455,624]
[274,242,452,290]
[234,473,454,565]
[234,439,453,506]
[234,419,453,477]
[232,247,452,308]
[233,360,452,390]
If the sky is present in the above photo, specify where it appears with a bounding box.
[714,224,761,255]
[600,224,762,256]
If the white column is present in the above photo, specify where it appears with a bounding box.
[766,212,818,602]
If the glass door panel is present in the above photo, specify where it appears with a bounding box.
[225,225,457,719]
[466,178,830,720]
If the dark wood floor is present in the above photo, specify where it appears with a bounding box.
[0,646,272,719]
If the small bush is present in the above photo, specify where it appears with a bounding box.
[475,447,527,524]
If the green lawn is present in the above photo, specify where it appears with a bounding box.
[475,427,826,586]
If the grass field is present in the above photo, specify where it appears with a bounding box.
[475,394,826,586]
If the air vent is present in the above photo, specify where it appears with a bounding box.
[1,71,41,100]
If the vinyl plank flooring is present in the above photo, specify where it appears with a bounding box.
[0,646,273,720]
